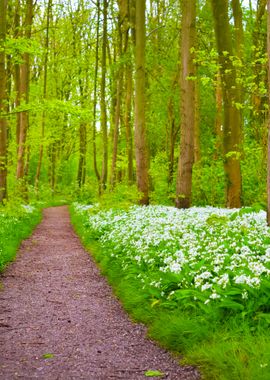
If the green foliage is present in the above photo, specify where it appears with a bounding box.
[42,353,54,359]
[71,204,270,380]
[144,370,164,377]
[241,143,267,207]
[99,184,142,210]
[149,152,174,205]
[0,203,41,272]
[192,159,225,206]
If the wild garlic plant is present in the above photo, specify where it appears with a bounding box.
[74,204,270,315]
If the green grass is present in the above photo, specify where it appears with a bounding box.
[0,204,42,272]
[70,205,270,380]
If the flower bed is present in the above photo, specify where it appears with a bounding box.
[73,203,270,317]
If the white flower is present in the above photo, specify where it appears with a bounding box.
[201,283,213,291]
[242,290,248,299]
[169,262,182,273]
[215,273,230,288]
[210,292,221,299]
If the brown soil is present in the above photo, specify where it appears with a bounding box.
[0,206,200,380]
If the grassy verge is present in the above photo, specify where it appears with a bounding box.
[70,204,270,380]
[0,204,42,272]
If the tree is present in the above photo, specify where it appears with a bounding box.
[35,0,53,192]
[267,0,270,225]
[124,0,134,184]
[100,0,108,190]
[211,0,242,208]
[110,1,124,188]
[134,0,149,205]
[16,0,33,198]
[0,0,8,202]
[175,0,196,208]
[251,0,267,143]
[92,0,101,191]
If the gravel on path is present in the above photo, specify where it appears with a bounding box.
[0,206,200,380]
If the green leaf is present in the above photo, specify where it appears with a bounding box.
[42,353,54,359]
[255,313,270,323]
[144,370,165,377]
[217,299,244,311]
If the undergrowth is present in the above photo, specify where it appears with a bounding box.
[70,204,270,380]
[0,203,42,272]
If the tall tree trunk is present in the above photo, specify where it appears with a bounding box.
[35,0,52,192]
[267,0,270,225]
[0,0,8,202]
[211,0,242,208]
[175,0,196,208]
[77,75,87,188]
[123,0,133,184]
[77,123,87,187]
[134,0,149,205]
[16,0,33,199]
[93,0,101,190]
[252,0,267,143]
[100,0,108,190]
[49,142,56,195]
[14,0,21,148]
[231,0,244,58]
[232,0,244,117]
[110,4,124,188]
[110,77,121,187]
[125,61,133,184]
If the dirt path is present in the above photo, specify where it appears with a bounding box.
[0,206,200,380]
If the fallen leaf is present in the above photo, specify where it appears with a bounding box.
[144,369,164,377]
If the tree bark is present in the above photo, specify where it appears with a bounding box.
[134,0,149,205]
[175,0,196,208]
[267,0,270,225]
[252,0,267,140]
[16,0,33,199]
[77,123,87,187]
[93,0,101,190]
[211,0,242,208]
[110,2,125,188]
[100,0,108,190]
[14,0,21,148]
[110,77,121,187]
[124,0,134,184]
[0,0,8,202]
[35,0,52,192]
[231,0,244,59]
[125,57,133,184]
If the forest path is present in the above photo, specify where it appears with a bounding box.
[0,206,199,380]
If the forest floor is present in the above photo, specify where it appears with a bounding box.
[0,206,200,380]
